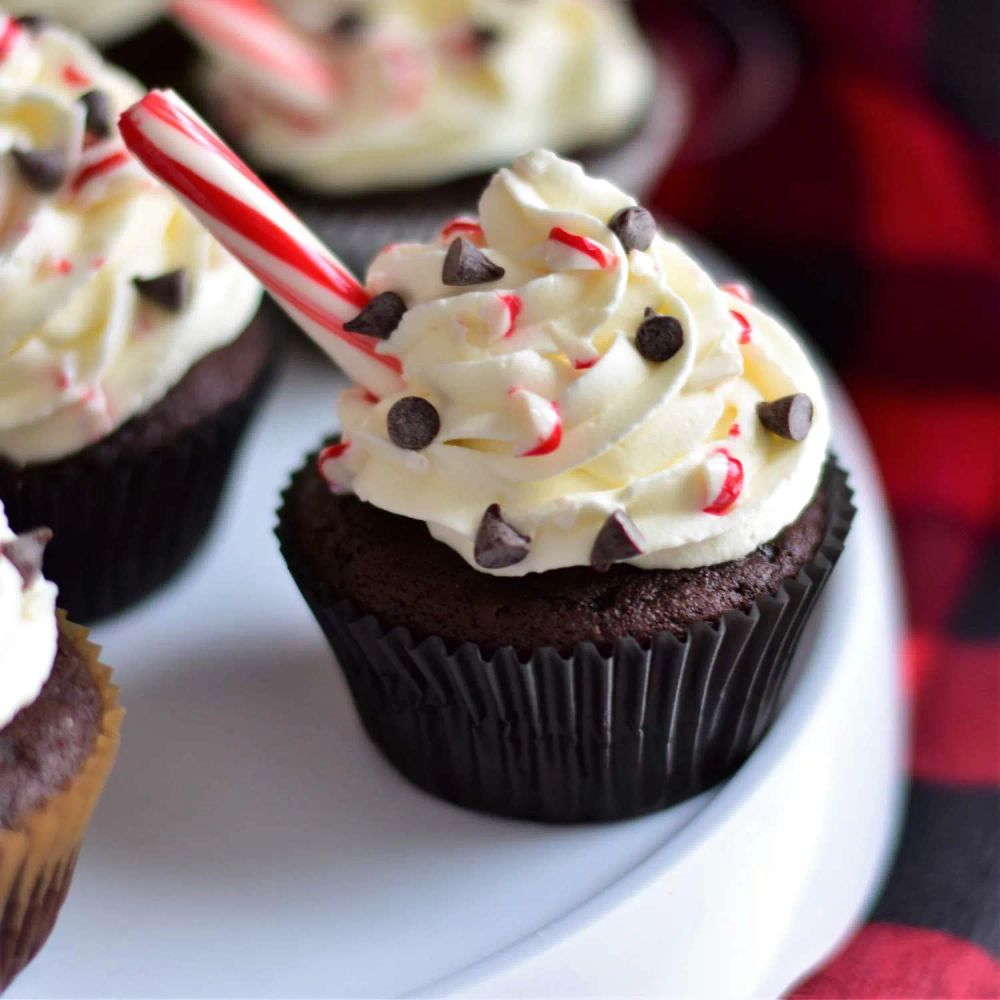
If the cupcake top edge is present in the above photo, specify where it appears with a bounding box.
[197,0,655,194]
[4,0,163,45]
[0,500,56,729]
[323,149,832,577]
[0,17,261,465]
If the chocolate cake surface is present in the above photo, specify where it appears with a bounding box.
[0,627,101,830]
[284,453,829,654]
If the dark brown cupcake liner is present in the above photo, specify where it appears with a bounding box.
[276,458,854,824]
[0,615,122,990]
[0,338,277,623]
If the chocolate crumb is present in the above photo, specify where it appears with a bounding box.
[591,510,645,571]
[133,269,190,313]
[344,291,407,339]
[635,307,684,362]
[10,147,67,193]
[608,205,656,252]
[757,393,813,441]
[79,89,112,138]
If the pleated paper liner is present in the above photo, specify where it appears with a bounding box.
[0,614,122,990]
[277,459,854,824]
[0,323,278,623]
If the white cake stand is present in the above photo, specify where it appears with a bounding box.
[9,340,904,1000]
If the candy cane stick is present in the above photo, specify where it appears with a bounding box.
[119,90,402,397]
[169,0,339,116]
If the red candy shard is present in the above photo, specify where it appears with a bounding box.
[440,217,484,243]
[61,63,92,87]
[730,309,752,345]
[720,281,752,302]
[703,448,744,515]
[71,149,129,193]
[498,293,522,337]
[728,422,741,438]
[0,17,22,61]
[547,226,616,270]
[521,418,562,457]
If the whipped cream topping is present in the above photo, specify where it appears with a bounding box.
[0,502,57,730]
[201,0,654,194]
[325,150,830,575]
[0,21,261,465]
[5,0,163,44]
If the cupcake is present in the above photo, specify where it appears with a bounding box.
[0,503,122,989]
[185,0,683,272]
[275,149,854,822]
[4,1,194,90]
[0,18,271,621]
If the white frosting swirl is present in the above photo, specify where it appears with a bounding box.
[0,502,57,731]
[202,0,654,194]
[328,150,830,575]
[0,23,261,464]
[5,0,163,44]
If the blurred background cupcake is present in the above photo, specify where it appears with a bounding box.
[177,0,686,272]
[0,504,122,989]
[4,0,195,89]
[0,16,272,621]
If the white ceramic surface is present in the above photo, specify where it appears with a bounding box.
[9,336,904,1000]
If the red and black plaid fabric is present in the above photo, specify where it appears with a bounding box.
[635,1,1000,995]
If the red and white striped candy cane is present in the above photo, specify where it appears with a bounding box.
[119,90,402,398]
[169,0,339,116]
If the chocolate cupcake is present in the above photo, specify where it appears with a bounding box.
[5,1,195,90]
[185,0,683,273]
[0,505,122,989]
[0,21,272,620]
[274,149,854,822]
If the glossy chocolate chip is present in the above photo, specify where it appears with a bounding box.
[608,205,656,252]
[133,269,190,313]
[387,396,440,450]
[343,291,407,339]
[635,307,684,362]
[442,237,505,286]
[757,393,813,441]
[1,528,52,588]
[591,510,646,571]
[471,24,501,50]
[330,9,365,38]
[10,147,67,193]
[79,89,112,138]
[14,15,47,33]
[474,504,530,569]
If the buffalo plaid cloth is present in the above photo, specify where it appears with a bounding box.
[635,0,1000,995]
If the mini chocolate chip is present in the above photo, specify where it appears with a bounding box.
[608,205,655,252]
[330,9,365,38]
[343,291,407,339]
[590,510,646,571]
[442,237,505,286]
[79,89,112,138]
[10,147,67,193]
[387,396,440,450]
[1,527,52,588]
[474,504,530,569]
[635,307,684,362]
[14,15,47,33]
[133,269,190,313]
[471,23,501,50]
[757,393,813,441]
